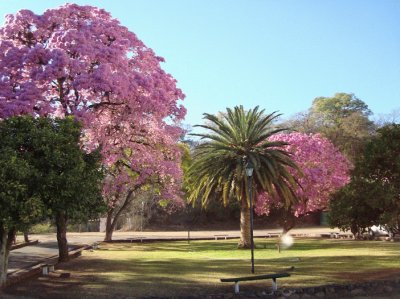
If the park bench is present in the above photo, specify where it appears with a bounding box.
[220,272,290,294]
[265,233,280,238]
[126,237,146,243]
[41,263,55,275]
[214,234,229,240]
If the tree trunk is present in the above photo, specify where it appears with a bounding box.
[104,210,116,242]
[0,226,16,288]
[103,190,135,242]
[56,212,69,262]
[238,199,251,248]
[280,208,296,234]
[23,231,29,243]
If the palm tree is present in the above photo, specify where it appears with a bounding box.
[187,106,300,248]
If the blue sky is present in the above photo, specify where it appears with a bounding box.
[1,0,399,127]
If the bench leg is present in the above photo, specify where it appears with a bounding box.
[272,278,277,291]
[234,282,240,294]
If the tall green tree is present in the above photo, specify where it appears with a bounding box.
[329,123,400,238]
[187,106,299,248]
[31,117,105,261]
[0,117,45,287]
[356,124,400,236]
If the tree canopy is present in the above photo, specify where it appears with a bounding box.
[0,4,186,241]
[281,93,375,161]
[0,116,44,286]
[255,132,350,232]
[0,116,104,284]
[329,123,400,238]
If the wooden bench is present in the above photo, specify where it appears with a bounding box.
[214,234,228,240]
[220,272,290,294]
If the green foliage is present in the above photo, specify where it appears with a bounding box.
[328,182,381,238]
[282,93,375,162]
[0,116,105,227]
[179,143,192,173]
[329,123,400,237]
[0,117,45,231]
[311,92,371,120]
[355,124,400,235]
[30,117,106,222]
[29,222,56,234]
[311,93,375,160]
[179,142,192,193]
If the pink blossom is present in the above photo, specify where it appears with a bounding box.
[0,4,186,209]
[255,133,351,218]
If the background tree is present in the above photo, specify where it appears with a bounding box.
[103,146,184,241]
[355,124,400,236]
[0,4,186,238]
[329,123,400,238]
[187,106,299,248]
[255,133,350,232]
[281,93,375,162]
[328,181,382,239]
[0,117,44,286]
[375,108,400,127]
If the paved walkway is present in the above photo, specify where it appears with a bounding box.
[9,227,340,274]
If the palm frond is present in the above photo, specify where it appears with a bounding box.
[187,105,300,209]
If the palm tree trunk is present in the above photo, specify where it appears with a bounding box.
[238,199,251,248]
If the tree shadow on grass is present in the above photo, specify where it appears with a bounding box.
[4,252,400,298]
[100,240,240,252]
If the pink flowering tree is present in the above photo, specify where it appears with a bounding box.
[255,133,350,232]
[0,4,185,251]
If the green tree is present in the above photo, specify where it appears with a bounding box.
[329,123,400,238]
[328,181,381,239]
[311,92,371,120]
[0,117,44,286]
[356,124,400,236]
[187,106,299,248]
[281,93,375,161]
[31,117,105,261]
[0,116,104,284]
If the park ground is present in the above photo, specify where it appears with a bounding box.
[2,229,400,298]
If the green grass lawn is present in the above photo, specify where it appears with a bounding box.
[5,238,400,298]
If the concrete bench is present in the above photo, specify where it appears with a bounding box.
[41,264,55,275]
[126,237,146,243]
[214,234,228,240]
[220,272,291,294]
[265,233,280,238]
